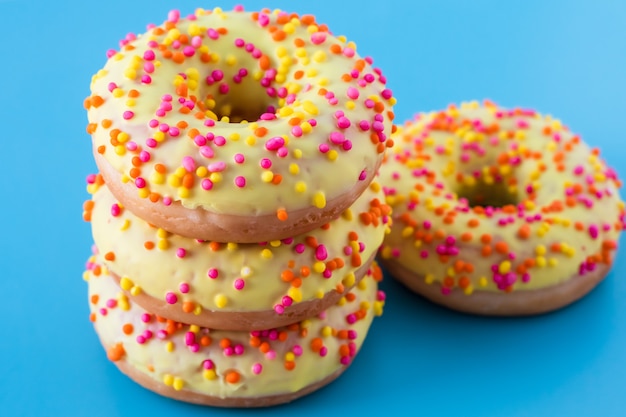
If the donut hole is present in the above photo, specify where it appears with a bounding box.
[203,67,279,123]
[457,180,518,208]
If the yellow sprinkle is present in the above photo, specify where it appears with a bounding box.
[425,273,435,284]
[345,101,356,110]
[313,261,326,274]
[157,239,169,250]
[177,187,189,198]
[166,341,174,352]
[285,352,296,362]
[173,378,184,391]
[342,272,356,288]
[209,172,222,183]
[303,101,319,115]
[193,305,203,315]
[163,374,174,386]
[548,258,559,267]
[294,181,306,193]
[300,121,313,134]
[478,277,488,287]
[260,248,273,259]
[120,277,134,291]
[313,191,326,208]
[227,242,238,251]
[374,301,384,316]
[137,188,149,199]
[196,166,208,177]
[189,325,200,334]
[214,294,228,308]
[240,266,252,278]
[130,286,141,296]
[261,171,274,183]
[536,256,547,268]
[288,287,302,303]
[120,219,130,231]
[289,163,300,175]
[327,150,338,161]
[203,369,217,380]
[342,208,353,221]
[535,245,547,255]
[499,261,511,274]
[114,145,126,156]
[321,326,332,337]
[293,149,303,159]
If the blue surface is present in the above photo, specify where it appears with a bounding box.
[1,0,625,416]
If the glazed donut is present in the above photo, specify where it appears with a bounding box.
[84,6,396,243]
[378,100,625,315]
[84,254,385,407]
[83,173,390,330]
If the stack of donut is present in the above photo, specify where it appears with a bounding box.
[82,6,395,407]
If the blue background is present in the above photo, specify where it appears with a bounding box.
[1,0,625,416]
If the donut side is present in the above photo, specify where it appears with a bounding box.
[381,257,610,315]
[96,152,382,242]
[107,252,377,331]
[85,255,385,407]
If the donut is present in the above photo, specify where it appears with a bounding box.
[84,253,385,407]
[83,173,391,330]
[378,100,625,315]
[84,6,396,243]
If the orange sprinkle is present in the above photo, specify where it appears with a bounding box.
[518,224,531,239]
[277,208,288,221]
[219,338,231,349]
[494,241,509,254]
[144,241,155,250]
[106,343,125,362]
[310,338,323,352]
[182,301,195,313]
[122,324,134,335]
[104,251,115,261]
[259,55,270,70]
[284,361,296,371]
[225,371,241,384]
[200,336,212,346]
[90,294,99,304]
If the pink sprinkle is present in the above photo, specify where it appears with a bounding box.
[141,313,151,323]
[319,143,330,153]
[234,278,245,290]
[319,346,328,357]
[179,282,190,293]
[200,146,214,159]
[203,359,214,370]
[589,225,599,239]
[329,131,346,144]
[139,150,151,162]
[274,304,285,314]
[208,161,226,172]
[208,268,218,279]
[347,87,359,99]
[136,335,146,344]
[141,75,152,84]
[182,156,196,172]
[293,345,303,356]
[134,177,146,188]
[294,243,305,254]
[201,179,213,190]
[176,248,186,258]
[311,32,326,44]
[165,292,178,304]
[185,332,195,346]
[106,299,117,308]
[234,153,245,163]
[111,204,121,217]
[123,111,134,120]
[252,363,263,374]
[183,46,195,57]
[359,170,367,181]
[260,158,272,169]
[282,296,293,307]
[291,125,303,137]
[265,137,285,151]
[234,176,246,188]
[315,245,328,261]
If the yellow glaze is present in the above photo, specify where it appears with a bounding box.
[85,255,384,399]
[85,175,390,314]
[85,7,395,217]
[378,101,624,295]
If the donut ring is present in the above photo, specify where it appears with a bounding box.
[378,101,625,315]
[85,6,396,242]
[83,173,390,330]
[85,254,385,407]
